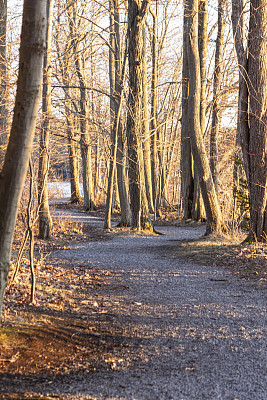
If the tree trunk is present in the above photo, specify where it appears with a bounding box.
[142,27,154,213]
[127,0,151,229]
[232,0,267,240]
[198,0,207,136]
[185,0,224,234]
[210,0,226,192]
[67,114,82,203]
[55,6,81,204]
[247,0,267,239]
[106,0,131,228]
[68,1,96,211]
[38,0,54,239]
[232,0,250,184]
[105,23,128,228]
[231,0,246,224]
[0,0,8,157]
[191,0,207,222]
[0,0,46,318]
[181,4,194,220]
[150,4,160,215]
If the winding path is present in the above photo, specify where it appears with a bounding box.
[51,206,267,400]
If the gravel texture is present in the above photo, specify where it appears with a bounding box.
[48,208,267,400]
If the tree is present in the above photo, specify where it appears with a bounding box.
[55,1,82,204]
[210,0,226,193]
[232,0,267,240]
[127,0,151,229]
[142,26,154,213]
[68,0,96,211]
[191,0,207,222]
[0,0,46,317]
[0,0,8,156]
[38,0,54,239]
[181,4,194,221]
[185,0,224,234]
[105,0,131,229]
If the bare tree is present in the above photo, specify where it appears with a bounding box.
[185,0,224,234]
[210,0,226,192]
[0,0,7,156]
[68,0,96,211]
[127,0,151,229]
[38,0,54,239]
[232,0,267,240]
[142,26,154,213]
[105,0,131,228]
[0,0,46,317]
[55,1,82,204]
[181,3,194,221]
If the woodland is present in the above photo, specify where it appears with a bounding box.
[0,1,266,394]
[0,0,266,315]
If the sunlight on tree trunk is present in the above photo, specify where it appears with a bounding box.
[185,0,224,234]
[0,0,46,318]
[38,0,54,239]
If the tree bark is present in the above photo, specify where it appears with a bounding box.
[191,0,207,222]
[198,0,207,136]
[38,0,54,239]
[247,0,267,239]
[0,0,8,157]
[0,0,46,317]
[105,0,131,228]
[181,3,194,220]
[105,21,128,228]
[142,27,154,213]
[210,0,226,192]
[232,0,267,240]
[68,0,96,211]
[185,0,224,234]
[127,0,151,229]
[150,4,160,215]
[55,5,82,204]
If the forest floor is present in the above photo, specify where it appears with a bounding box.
[0,202,266,399]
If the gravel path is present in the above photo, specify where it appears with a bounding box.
[50,208,267,400]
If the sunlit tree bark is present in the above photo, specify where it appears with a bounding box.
[38,0,54,239]
[232,0,267,240]
[0,0,8,157]
[127,0,151,229]
[185,0,224,234]
[142,27,154,213]
[181,4,194,220]
[55,3,82,204]
[105,0,131,228]
[68,0,96,211]
[0,0,46,317]
[210,0,226,192]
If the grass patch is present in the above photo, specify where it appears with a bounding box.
[171,234,267,282]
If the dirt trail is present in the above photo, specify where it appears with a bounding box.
[1,206,267,399]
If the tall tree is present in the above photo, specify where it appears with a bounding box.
[210,0,226,192]
[55,1,82,204]
[198,0,208,136]
[0,0,7,156]
[38,0,54,239]
[181,3,194,220]
[127,0,151,229]
[150,3,160,215]
[185,0,224,234]
[232,0,267,240]
[191,0,207,222]
[0,0,46,317]
[105,0,131,229]
[142,27,154,213]
[68,0,96,211]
